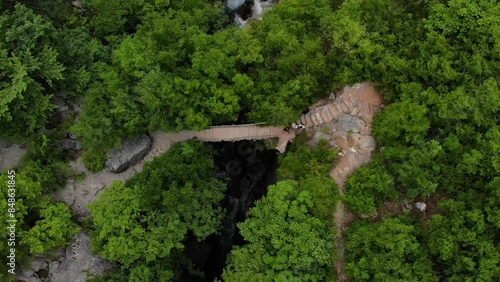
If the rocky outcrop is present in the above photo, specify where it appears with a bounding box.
[0,139,27,173]
[105,134,152,173]
[61,139,82,151]
[337,114,365,134]
[226,0,246,11]
[415,202,427,212]
[17,232,114,282]
[18,256,48,281]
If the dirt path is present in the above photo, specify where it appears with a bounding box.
[304,82,384,281]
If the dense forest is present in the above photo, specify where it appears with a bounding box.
[1,0,500,281]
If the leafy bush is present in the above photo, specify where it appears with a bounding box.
[345,216,438,282]
[345,161,396,215]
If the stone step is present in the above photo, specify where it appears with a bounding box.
[334,104,343,115]
[326,105,338,118]
[330,107,339,119]
[305,114,314,127]
[321,109,332,122]
[300,115,306,125]
[351,107,360,116]
[337,102,347,113]
[315,112,323,124]
[342,98,351,109]
[310,112,319,125]
[349,95,358,105]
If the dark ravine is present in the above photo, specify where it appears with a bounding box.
[181,140,279,281]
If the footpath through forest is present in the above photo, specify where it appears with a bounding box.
[303,82,383,281]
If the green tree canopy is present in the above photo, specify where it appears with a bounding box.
[89,141,226,280]
[223,180,334,282]
[0,4,62,138]
[345,216,438,282]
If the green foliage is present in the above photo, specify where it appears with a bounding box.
[0,4,61,138]
[429,187,500,281]
[0,4,104,139]
[76,0,343,167]
[330,1,500,280]
[223,180,334,282]
[0,166,77,278]
[23,203,79,254]
[373,99,430,145]
[345,216,438,282]
[239,0,334,124]
[299,175,338,220]
[345,161,396,215]
[76,2,239,164]
[278,140,339,220]
[278,140,337,180]
[89,141,226,280]
[3,0,500,280]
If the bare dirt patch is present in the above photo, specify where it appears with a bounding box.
[370,193,450,227]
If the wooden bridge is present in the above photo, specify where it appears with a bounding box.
[150,124,295,155]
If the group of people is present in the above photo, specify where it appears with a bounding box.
[283,123,305,133]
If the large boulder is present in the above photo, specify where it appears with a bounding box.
[50,232,114,282]
[0,139,27,173]
[415,202,427,212]
[61,139,82,151]
[337,114,365,133]
[226,0,246,11]
[105,134,151,173]
[20,256,48,278]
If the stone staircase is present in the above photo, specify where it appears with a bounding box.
[299,95,359,128]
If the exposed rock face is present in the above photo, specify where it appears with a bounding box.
[50,232,114,282]
[0,139,27,173]
[337,114,365,133]
[20,256,48,279]
[106,134,152,173]
[61,139,82,151]
[226,0,246,11]
[416,202,427,212]
[17,232,114,282]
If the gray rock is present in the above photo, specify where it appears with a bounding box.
[227,0,246,11]
[106,134,151,173]
[67,133,78,140]
[49,232,114,282]
[61,139,82,150]
[338,114,365,133]
[415,202,427,212]
[0,140,28,173]
[58,105,69,112]
[21,257,48,278]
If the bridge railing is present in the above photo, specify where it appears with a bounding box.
[207,122,268,129]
